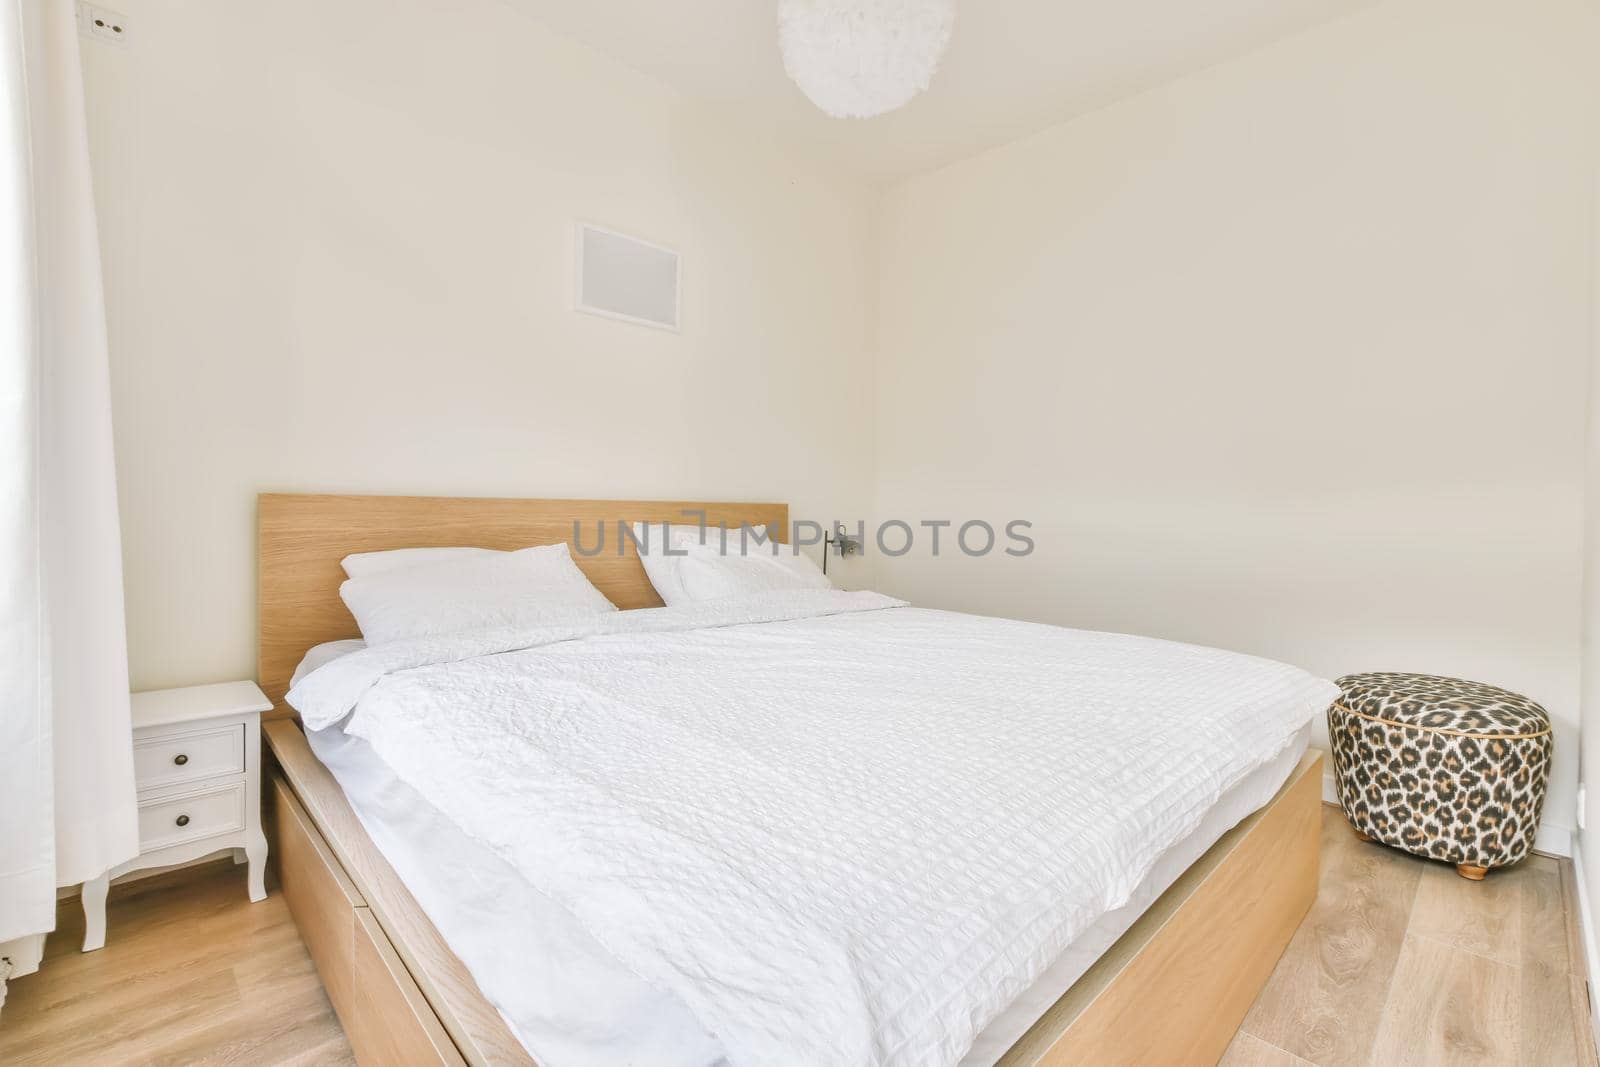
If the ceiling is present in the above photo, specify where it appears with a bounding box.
[504,0,1372,182]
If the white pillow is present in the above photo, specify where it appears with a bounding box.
[675,546,832,602]
[290,638,367,688]
[339,543,616,647]
[632,523,772,607]
[342,546,504,579]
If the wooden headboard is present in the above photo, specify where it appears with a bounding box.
[257,493,788,714]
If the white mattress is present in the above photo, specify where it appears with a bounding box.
[307,695,1311,1067]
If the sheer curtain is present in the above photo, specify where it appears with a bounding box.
[0,0,137,996]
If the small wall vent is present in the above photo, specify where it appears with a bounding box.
[575,224,681,332]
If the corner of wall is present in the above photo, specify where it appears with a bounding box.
[1572,6,1600,1051]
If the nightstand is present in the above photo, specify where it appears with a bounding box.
[81,681,273,952]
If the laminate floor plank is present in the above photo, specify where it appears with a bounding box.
[1218,1030,1316,1066]
[0,864,349,1067]
[1407,859,1522,967]
[1238,810,1421,1065]
[1574,978,1600,1067]
[1368,935,1519,1065]
[1517,856,1588,1066]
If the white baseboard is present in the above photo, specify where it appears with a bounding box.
[1321,770,1573,858]
[1540,821,1576,858]
[1321,769,1339,807]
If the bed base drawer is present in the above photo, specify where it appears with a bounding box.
[352,909,467,1066]
[271,774,465,1066]
[273,776,364,1020]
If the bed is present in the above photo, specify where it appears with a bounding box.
[258,492,1330,1067]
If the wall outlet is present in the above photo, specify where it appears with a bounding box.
[76,3,130,46]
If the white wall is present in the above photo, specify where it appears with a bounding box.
[79,0,878,690]
[874,0,1600,837]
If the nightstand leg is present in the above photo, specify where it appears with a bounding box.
[245,830,268,903]
[81,874,110,952]
[242,711,268,903]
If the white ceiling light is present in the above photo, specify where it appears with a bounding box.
[778,0,956,119]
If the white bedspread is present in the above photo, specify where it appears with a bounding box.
[290,590,1337,1067]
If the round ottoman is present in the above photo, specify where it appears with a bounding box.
[1328,672,1551,880]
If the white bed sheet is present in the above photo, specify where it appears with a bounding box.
[303,636,1312,1067]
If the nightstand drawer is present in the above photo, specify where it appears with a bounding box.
[137,781,245,851]
[133,724,244,792]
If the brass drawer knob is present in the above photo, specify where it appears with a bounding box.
[173,753,188,766]
[175,814,190,828]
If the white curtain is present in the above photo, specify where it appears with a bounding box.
[0,0,137,972]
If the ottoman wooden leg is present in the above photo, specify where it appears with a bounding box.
[1456,864,1489,881]
[1351,827,1373,843]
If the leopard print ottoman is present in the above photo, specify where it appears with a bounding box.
[1328,672,1551,880]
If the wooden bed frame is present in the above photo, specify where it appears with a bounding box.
[258,492,1323,1067]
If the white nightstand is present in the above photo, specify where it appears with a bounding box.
[81,681,273,952]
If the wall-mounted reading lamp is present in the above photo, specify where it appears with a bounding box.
[822,522,862,576]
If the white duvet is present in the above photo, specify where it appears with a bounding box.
[290,590,1337,1067]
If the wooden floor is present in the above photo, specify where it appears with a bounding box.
[1,806,1595,1065]
[0,861,350,1066]
[1224,807,1598,1067]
